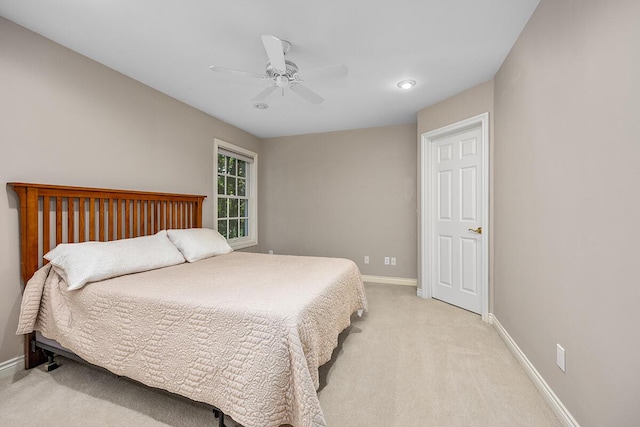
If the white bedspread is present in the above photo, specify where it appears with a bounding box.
[17,252,368,427]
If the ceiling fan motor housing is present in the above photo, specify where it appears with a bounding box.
[266,60,300,81]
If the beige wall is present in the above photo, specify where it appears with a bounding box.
[0,18,260,363]
[416,80,494,306]
[259,124,417,278]
[494,0,640,425]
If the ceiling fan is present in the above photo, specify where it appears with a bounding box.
[209,35,348,105]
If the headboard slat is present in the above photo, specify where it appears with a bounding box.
[116,199,122,240]
[162,202,167,230]
[155,202,160,233]
[173,202,178,229]
[56,198,62,245]
[79,198,86,243]
[145,201,151,235]
[134,200,139,237]
[67,198,73,243]
[89,198,96,241]
[43,196,50,255]
[98,199,105,241]
[125,199,131,238]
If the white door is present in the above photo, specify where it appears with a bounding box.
[430,126,484,314]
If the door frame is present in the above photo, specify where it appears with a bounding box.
[419,112,490,321]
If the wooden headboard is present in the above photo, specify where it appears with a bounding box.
[8,182,206,369]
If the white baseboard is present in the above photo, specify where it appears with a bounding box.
[488,314,580,427]
[361,275,417,287]
[0,356,24,379]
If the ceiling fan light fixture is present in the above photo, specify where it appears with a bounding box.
[397,79,416,89]
[254,103,269,110]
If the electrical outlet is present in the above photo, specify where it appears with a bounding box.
[391,257,396,266]
[557,344,566,372]
[384,257,390,265]
[364,256,369,264]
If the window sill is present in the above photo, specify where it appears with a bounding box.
[228,239,258,250]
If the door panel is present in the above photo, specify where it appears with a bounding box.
[460,166,477,221]
[460,136,477,157]
[438,143,453,163]
[460,237,478,294]
[438,170,452,220]
[438,235,453,287]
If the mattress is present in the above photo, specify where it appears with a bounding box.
[17,252,368,427]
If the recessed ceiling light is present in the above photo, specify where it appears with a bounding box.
[397,79,416,89]
[253,103,269,109]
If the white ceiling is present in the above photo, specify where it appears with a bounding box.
[0,0,539,138]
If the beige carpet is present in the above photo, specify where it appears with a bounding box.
[0,283,560,427]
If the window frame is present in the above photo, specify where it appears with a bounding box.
[213,138,258,249]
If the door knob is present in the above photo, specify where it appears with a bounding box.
[468,227,482,234]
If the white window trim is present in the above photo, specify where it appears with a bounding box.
[214,138,258,250]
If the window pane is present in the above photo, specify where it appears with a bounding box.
[218,220,227,238]
[226,177,236,195]
[237,160,246,178]
[217,175,225,195]
[239,199,247,217]
[229,198,239,218]
[229,157,237,175]
[237,178,246,197]
[239,219,247,237]
[218,198,228,218]
[217,154,226,174]
[229,220,238,239]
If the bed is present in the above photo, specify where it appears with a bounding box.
[9,183,368,427]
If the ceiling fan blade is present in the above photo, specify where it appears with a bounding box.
[209,65,265,79]
[301,64,348,80]
[252,85,279,101]
[261,35,287,73]
[290,83,324,105]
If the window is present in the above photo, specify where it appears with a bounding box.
[214,139,258,249]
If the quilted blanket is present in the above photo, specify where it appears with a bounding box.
[17,252,368,427]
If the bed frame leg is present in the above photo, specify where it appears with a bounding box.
[212,407,226,427]
[25,334,48,369]
[43,350,59,372]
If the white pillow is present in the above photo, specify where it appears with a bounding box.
[166,228,233,262]
[44,230,186,291]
